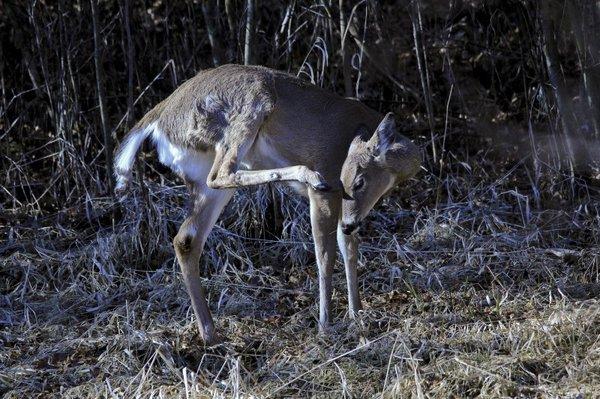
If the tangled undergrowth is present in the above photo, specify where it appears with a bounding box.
[1,142,599,398]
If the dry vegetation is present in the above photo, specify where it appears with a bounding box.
[1,1,600,398]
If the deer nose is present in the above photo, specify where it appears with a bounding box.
[341,221,360,235]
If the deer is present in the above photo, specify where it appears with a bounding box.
[114,64,421,344]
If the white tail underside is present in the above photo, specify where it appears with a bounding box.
[114,123,154,190]
[114,123,214,190]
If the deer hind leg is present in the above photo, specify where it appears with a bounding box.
[207,138,330,191]
[308,190,342,333]
[174,183,234,344]
[337,223,362,318]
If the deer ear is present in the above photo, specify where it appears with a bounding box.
[370,113,397,157]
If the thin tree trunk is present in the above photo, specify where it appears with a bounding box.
[122,0,135,128]
[411,0,436,164]
[30,4,55,133]
[0,52,4,112]
[225,0,236,35]
[568,0,600,139]
[244,0,255,65]
[225,0,237,61]
[123,0,147,192]
[201,0,224,66]
[339,0,352,97]
[540,1,580,169]
[91,0,113,192]
[57,0,75,199]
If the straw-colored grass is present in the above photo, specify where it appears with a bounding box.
[1,147,599,398]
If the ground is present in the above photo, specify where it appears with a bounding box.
[1,145,599,398]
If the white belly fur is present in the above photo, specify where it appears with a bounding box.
[151,129,307,195]
[242,135,308,196]
[151,127,213,184]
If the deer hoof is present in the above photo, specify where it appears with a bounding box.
[313,182,331,192]
[309,171,331,191]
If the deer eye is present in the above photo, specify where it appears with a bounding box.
[352,177,365,191]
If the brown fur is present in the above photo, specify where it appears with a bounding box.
[127,65,386,184]
[114,64,421,344]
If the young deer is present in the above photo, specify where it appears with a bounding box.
[115,64,420,344]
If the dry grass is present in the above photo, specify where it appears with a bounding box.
[1,142,599,398]
[3,1,600,397]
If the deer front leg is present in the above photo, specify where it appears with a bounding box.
[308,190,341,333]
[337,222,362,317]
[207,143,331,191]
